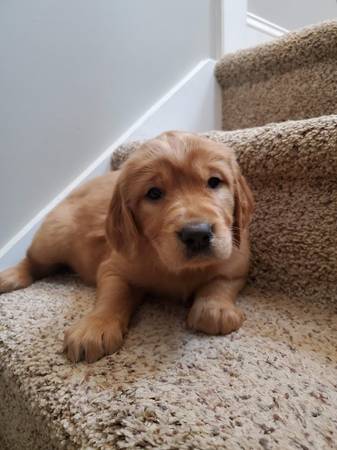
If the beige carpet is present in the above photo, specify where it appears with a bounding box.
[1,276,337,450]
[214,21,337,130]
[1,21,337,450]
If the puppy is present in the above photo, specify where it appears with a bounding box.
[0,132,254,363]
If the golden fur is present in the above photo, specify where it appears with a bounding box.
[0,132,254,363]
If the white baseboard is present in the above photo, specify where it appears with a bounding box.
[247,13,288,38]
[0,59,221,270]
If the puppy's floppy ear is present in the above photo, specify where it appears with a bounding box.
[105,176,139,254]
[232,169,254,247]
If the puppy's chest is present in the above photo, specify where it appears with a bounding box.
[133,269,212,301]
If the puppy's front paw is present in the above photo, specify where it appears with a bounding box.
[187,299,246,335]
[63,313,124,363]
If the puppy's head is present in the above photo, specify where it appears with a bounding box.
[106,132,254,272]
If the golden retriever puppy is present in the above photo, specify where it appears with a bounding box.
[0,132,254,363]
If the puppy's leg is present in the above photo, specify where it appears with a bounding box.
[0,243,65,294]
[187,278,246,335]
[64,261,141,363]
[0,203,75,294]
[0,257,35,294]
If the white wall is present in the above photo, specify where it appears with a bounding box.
[249,0,337,30]
[0,59,222,270]
[0,0,217,250]
[222,0,288,53]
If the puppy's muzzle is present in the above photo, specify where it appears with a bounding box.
[177,222,213,255]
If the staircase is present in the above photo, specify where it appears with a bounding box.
[215,20,337,130]
[1,21,337,450]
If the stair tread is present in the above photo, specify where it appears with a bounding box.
[1,276,337,449]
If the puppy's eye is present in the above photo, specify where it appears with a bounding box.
[146,187,164,201]
[207,177,222,189]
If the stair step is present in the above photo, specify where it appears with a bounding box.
[215,21,337,130]
[1,277,337,449]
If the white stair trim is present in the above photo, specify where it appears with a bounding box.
[247,12,289,38]
[213,0,225,58]
[0,58,221,270]
[218,0,288,54]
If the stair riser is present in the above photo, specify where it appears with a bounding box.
[221,60,337,130]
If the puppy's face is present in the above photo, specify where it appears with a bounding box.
[107,132,254,272]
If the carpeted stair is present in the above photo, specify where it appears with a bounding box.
[215,20,337,130]
[1,21,337,450]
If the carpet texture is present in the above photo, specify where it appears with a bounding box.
[1,276,337,450]
[215,21,337,130]
[1,20,337,450]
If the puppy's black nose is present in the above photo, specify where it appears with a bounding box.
[178,223,213,253]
